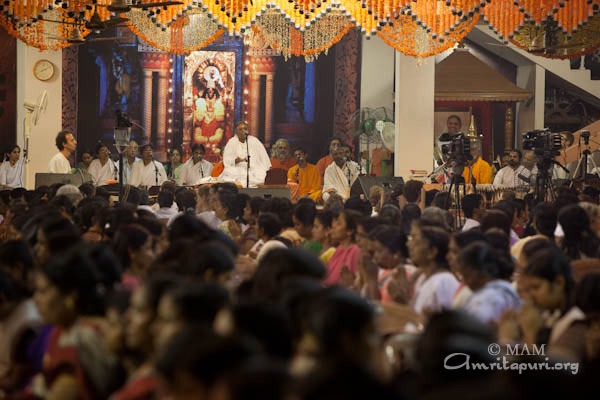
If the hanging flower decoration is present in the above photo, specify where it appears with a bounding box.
[125,7,223,54]
[506,0,600,58]
[252,7,353,61]
[2,0,600,59]
[378,9,479,58]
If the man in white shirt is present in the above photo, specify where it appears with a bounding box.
[492,149,530,187]
[180,144,213,185]
[130,144,167,188]
[122,140,140,185]
[88,143,118,186]
[323,147,360,202]
[48,130,77,173]
[155,190,179,220]
[220,122,271,187]
[461,193,482,231]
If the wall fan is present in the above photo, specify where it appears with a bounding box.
[23,90,48,188]
[376,120,395,176]
[350,107,393,174]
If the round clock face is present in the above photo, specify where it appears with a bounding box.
[34,60,55,81]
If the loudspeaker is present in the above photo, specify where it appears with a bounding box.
[35,172,93,189]
[350,176,405,197]
[239,187,291,200]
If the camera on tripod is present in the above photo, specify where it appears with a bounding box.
[581,130,590,145]
[439,132,473,168]
[522,129,562,158]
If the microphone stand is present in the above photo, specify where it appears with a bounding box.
[345,159,351,186]
[119,153,124,199]
[428,159,450,182]
[153,157,159,186]
[245,133,250,188]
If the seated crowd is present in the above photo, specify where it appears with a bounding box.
[0,179,600,399]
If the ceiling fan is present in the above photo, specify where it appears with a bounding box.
[42,10,128,32]
[45,27,126,45]
[484,41,588,55]
[485,17,599,55]
[98,0,184,13]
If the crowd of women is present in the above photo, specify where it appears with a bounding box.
[0,178,599,399]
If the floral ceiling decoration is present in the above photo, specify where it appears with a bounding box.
[1,0,600,59]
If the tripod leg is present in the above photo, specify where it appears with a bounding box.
[570,157,584,188]
[590,154,600,179]
[446,181,454,210]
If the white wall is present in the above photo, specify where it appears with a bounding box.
[16,42,63,189]
[359,36,395,172]
[516,64,545,146]
[360,35,395,111]
[394,52,434,179]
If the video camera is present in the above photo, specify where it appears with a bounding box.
[439,132,472,168]
[522,129,562,157]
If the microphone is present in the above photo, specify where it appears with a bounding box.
[151,153,159,186]
[517,173,530,184]
[113,158,118,181]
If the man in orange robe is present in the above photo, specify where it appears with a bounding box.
[316,137,342,178]
[288,148,322,202]
[269,138,297,171]
[462,142,493,184]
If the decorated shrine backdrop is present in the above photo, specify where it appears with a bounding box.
[73,28,352,163]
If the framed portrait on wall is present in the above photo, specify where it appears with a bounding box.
[434,108,473,143]
[183,50,236,163]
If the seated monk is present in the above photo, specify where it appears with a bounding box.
[316,137,342,178]
[270,138,297,171]
[288,147,322,202]
[212,161,224,178]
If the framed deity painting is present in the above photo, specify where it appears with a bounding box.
[183,50,236,163]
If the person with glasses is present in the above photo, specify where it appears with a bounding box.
[88,143,118,186]
[130,144,167,188]
[180,144,213,186]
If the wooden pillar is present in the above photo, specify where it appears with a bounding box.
[157,70,168,159]
[249,73,260,138]
[143,70,153,145]
[265,73,275,147]
[504,102,514,150]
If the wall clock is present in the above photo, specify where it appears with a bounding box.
[33,59,55,82]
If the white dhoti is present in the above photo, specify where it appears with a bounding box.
[220,135,271,187]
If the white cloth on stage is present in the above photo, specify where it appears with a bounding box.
[322,161,360,201]
[0,160,24,188]
[122,157,140,185]
[88,158,119,186]
[220,135,271,187]
[48,152,71,173]
[492,165,530,187]
[130,159,167,187]
[180,158,214,186]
